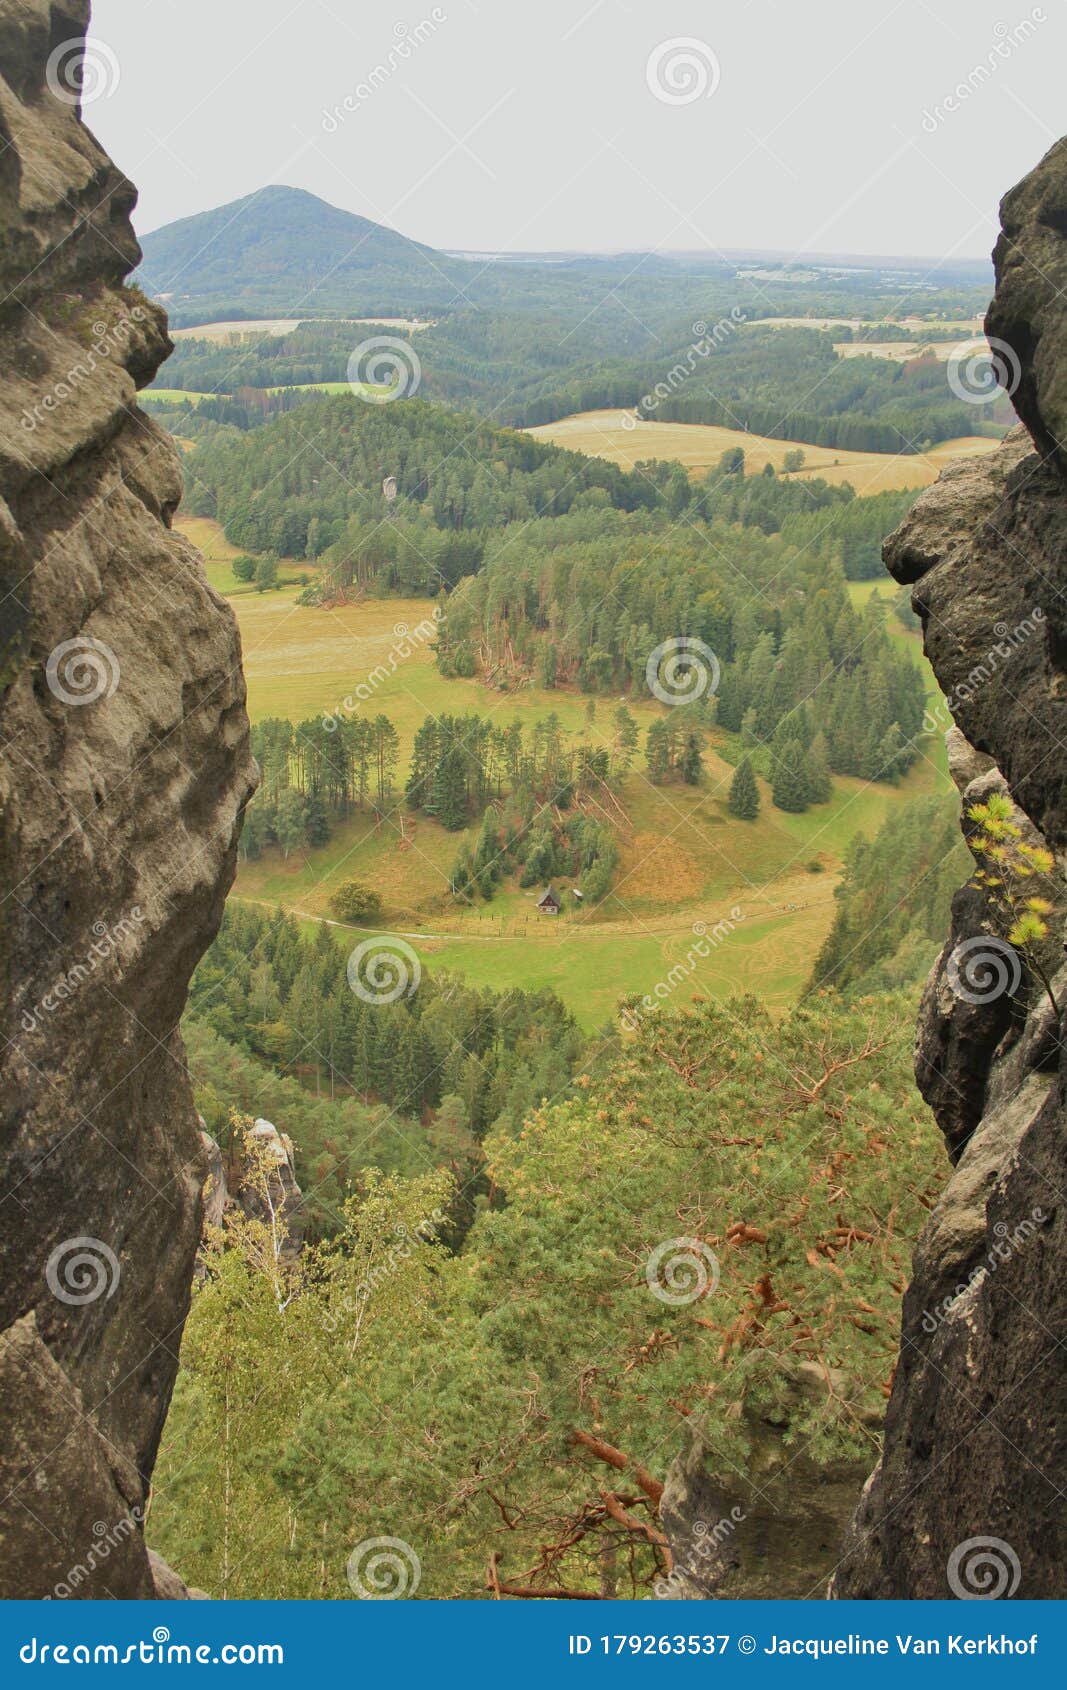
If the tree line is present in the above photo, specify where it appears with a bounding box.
[437,512,927,790]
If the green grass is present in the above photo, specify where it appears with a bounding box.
[264,381,382,397]
[175,516,313,597]
[147,381,382,404]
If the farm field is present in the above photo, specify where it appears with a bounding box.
[834,335,989,363]
[214,550,951,1025]
[169,315,432,341]
[750,315,983,334]
[527,408,1000,494]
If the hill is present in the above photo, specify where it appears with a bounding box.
[136,185,450,321]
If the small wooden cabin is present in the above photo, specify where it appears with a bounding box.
[536,885,561,916]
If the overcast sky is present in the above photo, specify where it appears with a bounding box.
[88,0,1062,259]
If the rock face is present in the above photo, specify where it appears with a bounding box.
[0,1,255,1599]
[659,1368,875,1600]
[832,139,1066,1599]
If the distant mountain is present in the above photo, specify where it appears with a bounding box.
[136,184,995,332]
[135,186,455,323]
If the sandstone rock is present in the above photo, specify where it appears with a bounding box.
[987,137,1067,474]
[832,140,1067,1600]
[944,725,994,794]
[147,1549,209,1601]
[199,1125,228,1232]
[236,1119,306,1262]
[0,1,255,1599]
[659,1367,874,1599]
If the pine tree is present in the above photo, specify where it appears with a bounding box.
[771,739,811,813]
[806,733,832,805]
[274,788,309,857]
[728,757,760,820]
[612,706,639,775]
[432,744,470,831]
[679,731,704,786]
[305,788,331,847]
[645,720,671,785]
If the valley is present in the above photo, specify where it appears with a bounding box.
[157,250,975,1034]
[4,0,1063,1618]
[133,183,1014,1604]
[181,509,947,1026]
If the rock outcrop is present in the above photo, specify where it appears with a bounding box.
[659,1367,876,1600]
[238,1120,306,1262]
[832,138,1067,1599]
[0,0,255,1599]
[197,1119,306,1263]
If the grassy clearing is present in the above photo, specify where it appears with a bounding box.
[221,568,951,1023]
[231,582,663,741]
[264,381,382,398]
[527,409,1000,495]
[848,579,947,783]
[144,388,221,404]
[232,757,934,1029]
[175,515,313,597]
